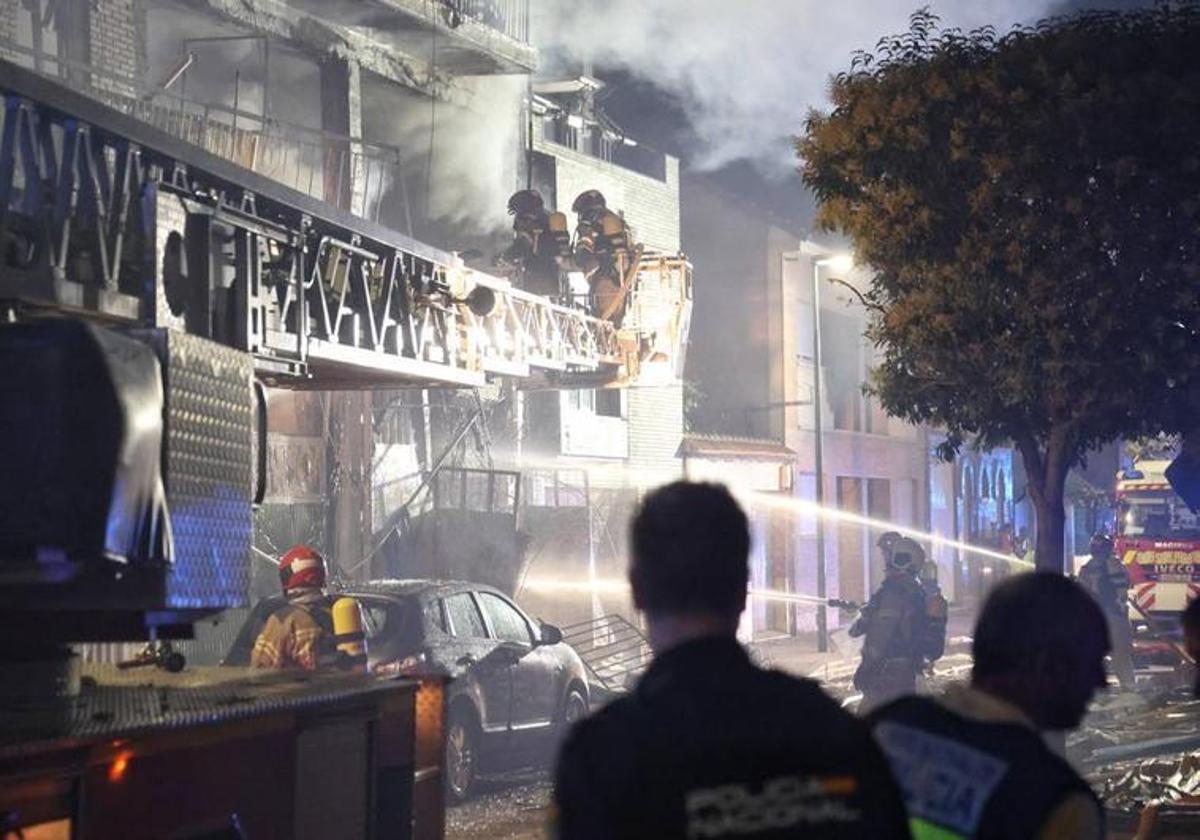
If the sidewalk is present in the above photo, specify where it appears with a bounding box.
[748,606,977,685]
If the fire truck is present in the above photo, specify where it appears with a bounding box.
[1115,460,1200,621]
[0,52,690,838]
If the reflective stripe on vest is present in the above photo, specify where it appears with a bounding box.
[910,817,967,840]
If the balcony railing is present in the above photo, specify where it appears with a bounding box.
[444,0,529,43]
[537,115,667,182]
[0,40,404,224]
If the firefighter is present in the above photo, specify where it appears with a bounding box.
[494,189,570,297]
[1078,533,1135,689]
[250,544,340,670]
[553,482,910,839]
[919,557,950,667]
[570,189,634,322]
[850,534,928,713]
[868,573,1107,839]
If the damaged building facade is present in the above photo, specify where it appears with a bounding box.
[0,0,693,654]
[4,0,1026,652]
[514,77,686,630]
[0,0,545,657]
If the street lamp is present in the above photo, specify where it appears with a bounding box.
[811,252,853,653]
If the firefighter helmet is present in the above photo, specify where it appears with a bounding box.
[887,536,925,572]
[507,189,544,216]
[877,531,902,553]
[1090,533,1114,558]
[279,544,327,591]
[571,189,607,214]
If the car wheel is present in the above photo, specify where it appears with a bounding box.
[445,708,479,804]
[560,687,588,729]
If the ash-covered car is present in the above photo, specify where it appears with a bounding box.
[224,579,589,802]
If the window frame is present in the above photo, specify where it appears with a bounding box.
[443,590,489,640]
[476,591,535,646]
[424,597,449,635]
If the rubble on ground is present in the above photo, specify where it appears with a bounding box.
[1070,688,1200,833]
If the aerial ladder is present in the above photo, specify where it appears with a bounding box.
[0,59,690,392]
[0,56,690,839]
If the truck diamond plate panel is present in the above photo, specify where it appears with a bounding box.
[139,330,255,609]
[0,668,415,747]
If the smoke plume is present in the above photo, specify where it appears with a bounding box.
[533,0,1068,177]
[391,75,526,235]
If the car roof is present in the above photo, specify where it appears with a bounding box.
[338,578,504,600]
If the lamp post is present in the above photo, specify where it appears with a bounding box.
[811,253,853,653]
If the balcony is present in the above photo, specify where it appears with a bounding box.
[287,0,536,75]
[536,114,668,182]
[0,41,403,225]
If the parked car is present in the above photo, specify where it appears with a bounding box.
[224,579,589,802]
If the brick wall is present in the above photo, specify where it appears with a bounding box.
[626,383,684,486]
[535,139,686,484]
[535,137,680,253]
[535,138,686,487]
[90,0,141,97]
[0,1,17,61]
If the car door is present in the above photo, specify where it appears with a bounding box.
[442,590,511,745]
[477,591,559,744]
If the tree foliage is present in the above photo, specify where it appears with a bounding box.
[799,3,1200,569]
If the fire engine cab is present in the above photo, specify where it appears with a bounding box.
[1116,460,1200,620]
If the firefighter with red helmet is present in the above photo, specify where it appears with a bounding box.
[495,189,570,297]
[571,189,634,321]
[250,544,340,671]
[1078,533,1135,689]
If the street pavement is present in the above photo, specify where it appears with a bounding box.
[446,769,552,840]
[446,609,978,840]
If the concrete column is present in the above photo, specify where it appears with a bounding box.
[57,0,92,89]
[326,392,374,581]
[0,2,18,59]
[319,56,366,216]
[88,0,142,99]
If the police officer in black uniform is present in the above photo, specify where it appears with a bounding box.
[552,481,911,839]
[868,573,1108,839]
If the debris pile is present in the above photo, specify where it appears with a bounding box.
[1072,690,1200,834]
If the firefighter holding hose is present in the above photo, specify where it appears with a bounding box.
[851,534,931,713]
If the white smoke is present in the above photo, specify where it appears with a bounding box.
[534,0,1062,176]
[390,75,526,235]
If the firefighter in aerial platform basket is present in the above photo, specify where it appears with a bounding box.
[570,189,635,323]
[851,534,939,713]
[494,189,570,298]
[1077,532,1135,690]
[250,545,368,672]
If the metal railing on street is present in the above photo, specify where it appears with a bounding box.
[560,613,651,692]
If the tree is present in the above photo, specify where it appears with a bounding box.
[799,4,1200,572]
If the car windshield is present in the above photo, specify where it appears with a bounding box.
[1119,493,1200,540]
